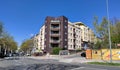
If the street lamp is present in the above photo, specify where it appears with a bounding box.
[106,0,112,63]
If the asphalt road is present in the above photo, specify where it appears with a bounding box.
[0,56,120,70]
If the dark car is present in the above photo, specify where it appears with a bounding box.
[81,52,86,57]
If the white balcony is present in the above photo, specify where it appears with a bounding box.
[51,27,60,31]
[50,40,60,43]
[50,33,60,37]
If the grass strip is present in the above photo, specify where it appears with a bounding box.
[88,62,120,66]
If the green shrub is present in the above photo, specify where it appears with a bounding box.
[76,48,82,52]
[52,47,61,55]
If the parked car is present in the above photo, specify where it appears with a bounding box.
[26,54,31,56]
[81,52,86,57]
[0,52,4,58]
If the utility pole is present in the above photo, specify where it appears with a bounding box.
[106,0,112,63]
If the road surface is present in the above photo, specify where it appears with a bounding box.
[0,56,120,70]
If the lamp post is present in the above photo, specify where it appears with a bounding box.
[106,0,112,63]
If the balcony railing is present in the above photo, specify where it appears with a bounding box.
[50,20,60,24]
[51,20,60,22]
[50,40,60,43]
[50,27,60,31]
[50,33,60,37]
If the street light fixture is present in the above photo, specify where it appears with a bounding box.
[106,0,112,63]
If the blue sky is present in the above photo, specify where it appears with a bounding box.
[0,0,120,46]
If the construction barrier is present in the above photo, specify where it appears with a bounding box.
[86,49,92,59]
[92,49,120,60]
[92,50,101,60]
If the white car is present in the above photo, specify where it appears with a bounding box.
[26,54,31,56]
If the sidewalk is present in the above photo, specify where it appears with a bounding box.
[29,55,120,64]
[29,55,92,63]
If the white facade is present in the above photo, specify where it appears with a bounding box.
[33,34,40,51]
[68,23,74,50]
[74,25,82,49]
[77,24,89,42]
[74,22,94,42]
[33,25,45,52]
[68,22,82,50]
[39,25,45,50]
[68,22,95,50]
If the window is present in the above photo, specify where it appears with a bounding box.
[64,45,67,48]
[76,35,78,37]
[65,32,67,34]
[65,39,67,41]
[76,45,78,48]
[65,26,67,28]
[71,28,72,30]
[65,20,67,22]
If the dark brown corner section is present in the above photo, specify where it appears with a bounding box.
[44,16,68,53]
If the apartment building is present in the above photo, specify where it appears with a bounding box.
[32,25,45,53]
[33,16,95,53]
[39,25,45,51]
[32,34,40,53]
[74,22,95,49]
[68,22,82,51]
[44,16,68,53]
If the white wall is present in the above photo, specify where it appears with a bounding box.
[68,23,74,50]
[68,23,82,50]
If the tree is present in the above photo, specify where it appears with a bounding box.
[52,47,61,55]
[111,20,120,48]
[0,34,18,52]
[0,22,17,55]
[93,41,102,49]
[20,39,34,54]
[93,17,120,49]
[93,16,109,49]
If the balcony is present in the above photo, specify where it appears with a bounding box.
[50,31,60,37]
[50,33,60,37]
[50,40,60,43]
[51,27,60,31]
[51,22,60,24]
[51,24,60,30]
[50,20,60,24]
